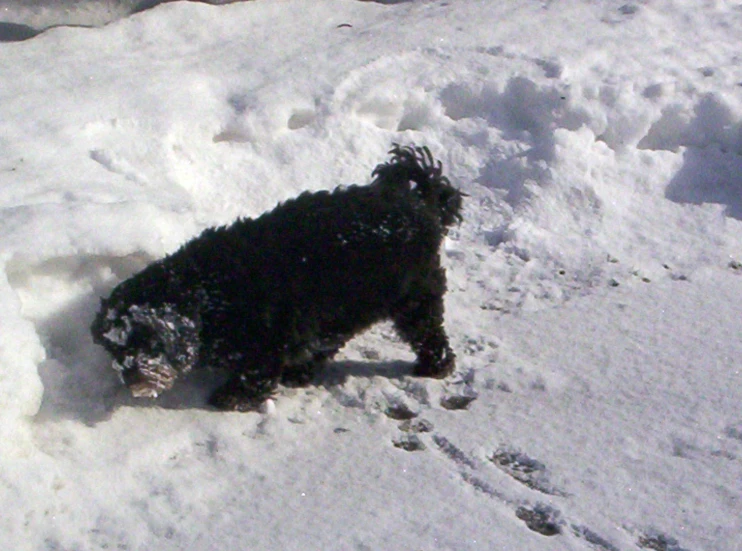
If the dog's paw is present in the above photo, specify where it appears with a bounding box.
[413,350,456,379]
[208,386,265,412]
[280,362,320,388]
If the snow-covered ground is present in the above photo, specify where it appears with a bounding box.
[1,0,741,549]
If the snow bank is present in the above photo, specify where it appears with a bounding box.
[0,0,248,40]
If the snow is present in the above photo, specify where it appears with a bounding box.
[1,0,741,549]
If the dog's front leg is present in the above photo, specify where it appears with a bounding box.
[395,307,456,379]
[209,362,282,412]
[393,271,456,379]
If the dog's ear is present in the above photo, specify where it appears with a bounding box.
[438,185,465,227]
[373,144,464,228]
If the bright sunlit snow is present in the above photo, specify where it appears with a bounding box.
[1,0,741,549]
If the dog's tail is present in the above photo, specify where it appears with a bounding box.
[371,144,464,228]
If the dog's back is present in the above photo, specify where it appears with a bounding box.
[182,182,440,338]
[193,145,461,323]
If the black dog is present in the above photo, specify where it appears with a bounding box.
[91,144,463,411]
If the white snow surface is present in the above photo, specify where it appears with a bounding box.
[1,0,741,549]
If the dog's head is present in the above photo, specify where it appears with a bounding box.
[372,144,465,229]
[91,299,200,398]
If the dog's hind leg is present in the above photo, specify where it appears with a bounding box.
[393,269,456,379]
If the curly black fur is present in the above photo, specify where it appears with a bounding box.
[91,144,464,411]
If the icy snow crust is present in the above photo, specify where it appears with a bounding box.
[1,0,741,549]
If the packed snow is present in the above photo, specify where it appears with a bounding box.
[1,0,741,549]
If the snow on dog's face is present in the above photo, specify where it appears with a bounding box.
[91,301,200,398]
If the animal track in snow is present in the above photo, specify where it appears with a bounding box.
[89,148,149,185]
[724,422,742,441]
[214,92,318,143]
[439,394,477,411]
[352,93,436,132]
[490,448,568,497]
[384,401,419,421]
[637,531,693,551]
[571,525,621,551]
[286,107,317,130]
[392,434,426,452]
[397,418,433,434]
[411,430,621,547]
[515,504,562,536]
